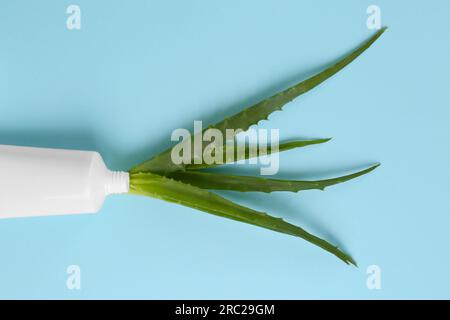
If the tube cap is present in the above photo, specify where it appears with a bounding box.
[105,171,130,195]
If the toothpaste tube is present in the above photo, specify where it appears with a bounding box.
[0,144,129,219]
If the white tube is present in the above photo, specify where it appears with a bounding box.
[0,144,129,219]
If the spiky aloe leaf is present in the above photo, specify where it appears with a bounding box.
[167,164,379,192]
[130,28,387,174]
[129,172,356,265]
[207,28,387,137]
[185,138,331,170]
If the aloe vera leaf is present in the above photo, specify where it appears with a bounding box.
[186,138,331,170]
[130,28,386,174]
[208,28,387,136]
[129,172,356,265]
[167,164,379,192]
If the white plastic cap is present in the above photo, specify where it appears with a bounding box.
[105,171,130,195]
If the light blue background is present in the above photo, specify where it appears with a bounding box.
[0,0,449,299]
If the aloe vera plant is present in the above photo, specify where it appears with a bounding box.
[129,28,387,266]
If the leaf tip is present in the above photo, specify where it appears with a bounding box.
[373,26,388,41]
[322,137,333,143]
[348,258,358,267]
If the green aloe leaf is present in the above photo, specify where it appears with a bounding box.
[129,172,356,265]
[130,28,386,174]
[167,164,379,192]
[186,138,331,170]
[207,27,387,137]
